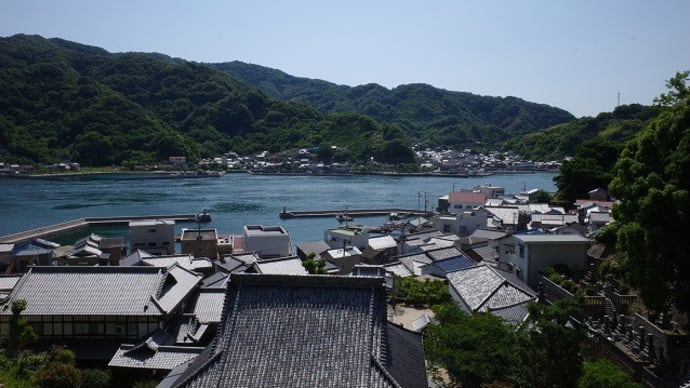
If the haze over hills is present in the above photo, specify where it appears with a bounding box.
[0,34,644,169]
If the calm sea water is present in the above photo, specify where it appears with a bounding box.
[0,172,556,244]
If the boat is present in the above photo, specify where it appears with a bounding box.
[196,209,212,222]
[336,213,353,222]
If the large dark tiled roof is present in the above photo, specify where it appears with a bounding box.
[166,274,426,388]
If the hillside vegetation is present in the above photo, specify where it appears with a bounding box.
[212,61,576,148]
[0,35,408,166]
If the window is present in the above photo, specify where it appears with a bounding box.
[443,225,451,233]
[148,228,157,233]
[518,244,525,258]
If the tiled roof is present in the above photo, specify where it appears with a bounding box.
[120,249,154,266]
[433,256,476,273]
[109,344,204,370]
[469,228,508,241]
[425,247,465,261]
[192,289,226,324]
[255,256,308,275]
[296,240,331,256]
[446,265,535,322]
[449,191,486,203]
[200,272,228,289]
[0,275,21,291]
[383,262,414,278]
[0,265,200,316]
[141,256,213,272]
[167,274,424,388]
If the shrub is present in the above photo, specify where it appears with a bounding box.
[80,368,112,388]
[35,361,81,388]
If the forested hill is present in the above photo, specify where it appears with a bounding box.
[211,61,577,146]
[0,34,414,166]
[0,34,576,167]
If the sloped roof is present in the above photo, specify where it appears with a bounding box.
[296,240,331,257]
[141,256,213,272]
[449,191,486,203]
[191,289,226,324]
[425,247,465,261]
[166,274,424,388]
[446,265,536,322]
[109,345,204,371]
[0,265,200,316]
[368,235,397,251]
[469,228,508,241]
[255,256,308,275]
[120,249,154,266]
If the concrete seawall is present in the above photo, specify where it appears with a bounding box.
[0,214,199,244]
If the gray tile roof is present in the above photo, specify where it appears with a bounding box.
[0,265,201,316]
[191,289,226,324]
[446,265,536,323]
[425,247,465,261]
[166,274,425,388]
[109,345,204,370]
[0,275,21,291]
[255,256,308,275]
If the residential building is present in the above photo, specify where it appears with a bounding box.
[243,225,291,258]
[433,209,489,236]
[130,220,175,255]
[0,265,201,360]
[446,264,537,325]
[324,226,370,250]
[448,191,487,214]
[180,228,218,259]
[501,234,591,287]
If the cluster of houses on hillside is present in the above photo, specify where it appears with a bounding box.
[0,184,625,386]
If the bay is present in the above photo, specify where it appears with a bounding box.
[0,172,556,244]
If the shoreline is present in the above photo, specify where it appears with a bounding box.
[2,168,556,180]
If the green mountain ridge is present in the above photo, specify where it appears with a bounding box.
[210,61,577,147]
[1,34,633,168]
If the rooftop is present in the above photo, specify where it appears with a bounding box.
[165,273,425,388]
[513,234,591,244]
[0,265,201,316]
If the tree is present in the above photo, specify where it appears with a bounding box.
[302,253,326,274]
[609,71,690,320]
[516,297,586,387]
[578,359,641,388]
[7,299,38,359]
[425,303,519,387]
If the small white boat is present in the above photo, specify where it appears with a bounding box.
[336,213,353,222]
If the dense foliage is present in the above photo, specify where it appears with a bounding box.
[212,61,576,149]
[550,104,659,203]
[425,297,588,387]
[389,277,451,306]
[578,360,641,388]
[0,34,415,166]
[609,71,690,320]
[506,104,657,161]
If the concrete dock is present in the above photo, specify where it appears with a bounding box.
[0,214,200,244]
[279,208,433,219]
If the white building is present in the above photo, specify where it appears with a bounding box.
[243,225,292,258]
[324,227,370,250]
[129,219,175,255]
[433,209,489,237]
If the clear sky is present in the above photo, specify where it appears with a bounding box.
[2,0,688,117]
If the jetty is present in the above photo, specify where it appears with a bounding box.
[0,214,201,244]
[279,208,433,219]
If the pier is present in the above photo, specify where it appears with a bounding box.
[0,214,200,244]
[279,208,433,219]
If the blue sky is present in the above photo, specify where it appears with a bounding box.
[2,0,688,117]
